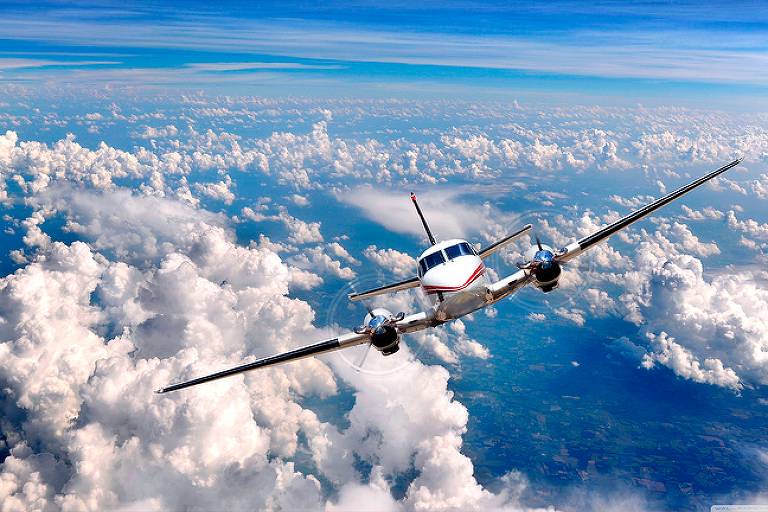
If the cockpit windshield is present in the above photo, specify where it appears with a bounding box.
[444,242,475,260]
[419,250,446,275]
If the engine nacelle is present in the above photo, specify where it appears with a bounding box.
[524,243,562,293]
[533,261,561,292]
[364,308,401,356]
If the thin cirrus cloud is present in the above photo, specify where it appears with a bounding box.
[0,58,120,70]
[0,3,766,94]
[184,62,343,72]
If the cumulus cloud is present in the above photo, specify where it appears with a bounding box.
[34,186,227,264]
[288,245,356,280]
[363,245,417,278]
[194,174,235,204]
[634,254,768,391]
[3,97,766,511]
[1,138,540,512]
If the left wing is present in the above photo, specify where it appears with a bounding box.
[556,158,742,263]
[486,268,535,303]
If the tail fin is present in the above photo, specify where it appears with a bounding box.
[410,192,436,245]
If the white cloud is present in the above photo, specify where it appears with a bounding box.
[288,246,356,280]
[450,320,490,360]
[634,254,768,390]
[3,99,766,510]
[1,174,541,512]
[343,187,514,243]
[363,245,417,279]
[194,174,235,204]
[327,242,360,265]
[290,193,310,206]
[135,124,180,139]
[35,186,227,264]
[680,205,724,221]
[553,307,586,326]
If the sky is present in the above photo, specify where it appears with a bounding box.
[1,1,768,106]
[1,2,768,512]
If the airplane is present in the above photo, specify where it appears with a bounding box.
[156,158,743,393]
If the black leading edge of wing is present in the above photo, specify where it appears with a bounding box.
[573,158,743,254]
[156,337,342,394]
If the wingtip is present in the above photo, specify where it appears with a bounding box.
[736,156,745,164]
[155,388,166,394]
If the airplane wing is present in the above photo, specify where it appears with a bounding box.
[486,268,535,303]
[348,276,420,302]
[156,309,437,393]
[156,332,370,393]
[478,224,533,259]
[555,158,743,263]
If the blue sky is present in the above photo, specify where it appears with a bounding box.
[1,1,768,107]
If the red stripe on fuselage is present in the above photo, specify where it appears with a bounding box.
[423,263,485,295]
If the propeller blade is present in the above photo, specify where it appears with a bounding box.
[354,343,373,372]
[535,235,543,251]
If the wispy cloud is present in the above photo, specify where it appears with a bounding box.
[0,1,767,100]
[185,62,343,72]
[0,58,119,70]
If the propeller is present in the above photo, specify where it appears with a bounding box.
[515,232,561,269]
[514,231,564,291]
[350,284,404,370]
[355,343,373,371]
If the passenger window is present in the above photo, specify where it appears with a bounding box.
[423,250,446,270]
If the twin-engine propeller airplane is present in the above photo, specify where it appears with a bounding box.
[157,158,743,393]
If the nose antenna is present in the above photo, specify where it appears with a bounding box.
[410,192,436,245]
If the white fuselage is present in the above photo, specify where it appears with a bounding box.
[416,239,490,321]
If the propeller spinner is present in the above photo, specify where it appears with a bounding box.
[516,234,563,292]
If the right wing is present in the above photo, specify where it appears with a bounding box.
[478,224,533,259]
[156,332,369,393]
[156,310,438,393]
[348,276,420,302]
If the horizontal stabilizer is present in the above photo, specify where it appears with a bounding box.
[348,276,420,302]
[478,224,533,259]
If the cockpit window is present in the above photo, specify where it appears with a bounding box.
[420,250,446,273]
[444,242,476,260]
